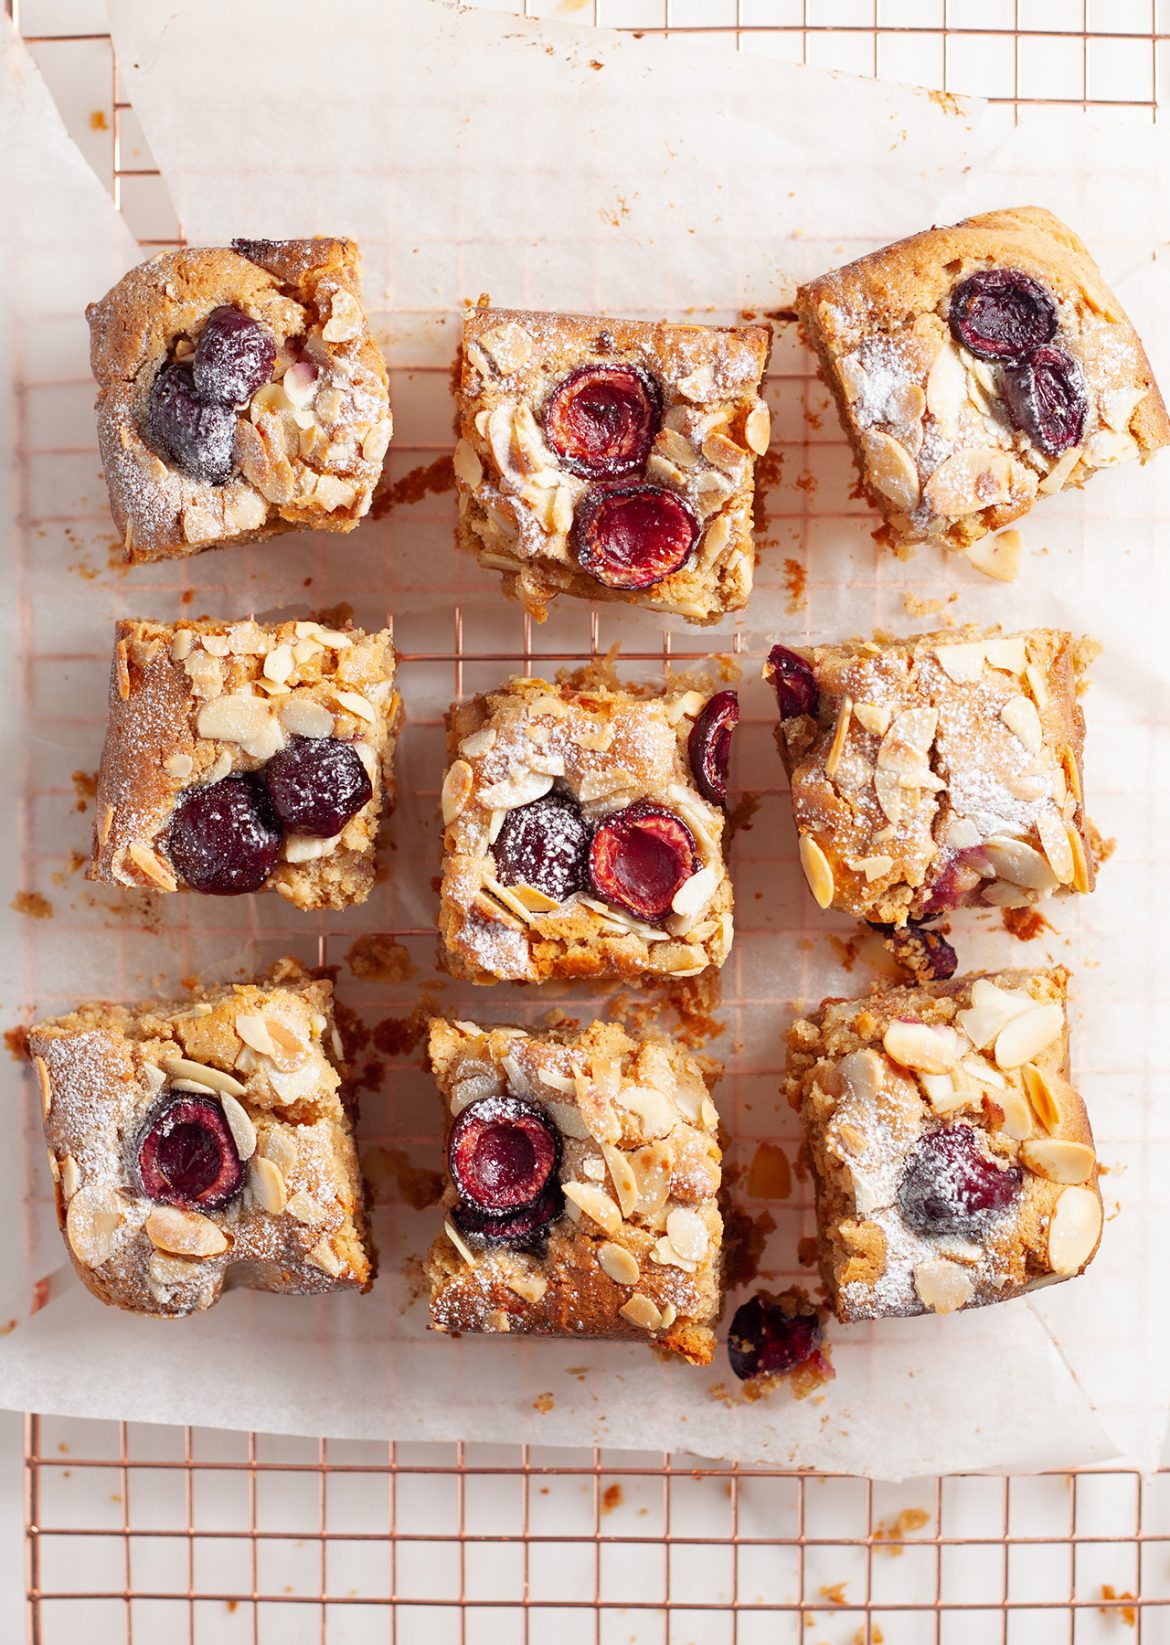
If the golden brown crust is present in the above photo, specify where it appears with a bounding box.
[88,239,391,563]
[425,1018,723,1363]
[455,306,772,622]
[786,968,1103,1322]
[438,675,733,983]
[89,617,400,911]
[28,960,374,1318]
[797,206,1170,552]
[767,625,1094,925]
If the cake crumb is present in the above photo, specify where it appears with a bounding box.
[819,1582,848,1605]
[346,935,416,982]
[72,769,98,812]
[532,1392,555,1414]
[11,892,52,920]
[1099,1585,1137,1626]
[720,1206,776,1291]
[872,1506,930,1554]
[601,1484,623,1514]
[89,109,108,130]
[783,557,807,612]
[5,1025,30,1060]
[1002,906,1052,942]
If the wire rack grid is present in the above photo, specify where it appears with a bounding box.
[10,1,1170,1642]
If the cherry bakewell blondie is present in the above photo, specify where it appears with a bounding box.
[90,618,400,911]
[787,969,1102,1322]
[87,238,392,564]
[28,960,373,1318]
[438,675,737,983]
[426,1018,723,1363]
[454,307,773,622]
[797,207,1169,555]
[766,626,1094,927]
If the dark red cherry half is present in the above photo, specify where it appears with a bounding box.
[193,306,276,407]
[167,774,282,896]
[898,1125,1022,1238]
[765,644,819,720]
[264,737,373,838]
[136,1094,243,1210]
[147,362,237,485]
[544,362,662,478]
[588,801,698,924]
[448,1095,561,1216]
[949,268,1058,362]
[452,1179,564,1247]
[571,484,699,591]
[727,1293,824,1381]
[1002,345,1087,455]
[491,793,591,904]
[688,690,739,807]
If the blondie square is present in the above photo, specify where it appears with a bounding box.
[438,674,736,983]
[766,626,1094,928]
[454,307,772,621]
[90,616,400,911]
[786,969,1103,1322]
[797,206,1169,555]
[426,1017,723,1363]
[88,237,392,563]
[28,960,374,1317]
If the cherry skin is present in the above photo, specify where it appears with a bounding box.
[448,1095,561,1216]
[136,1094,244,1210]
[491,793,591,903]
[571,484,699,590]
[898,1125,1022,1238]
[588,802,699,924]
[167,774,282,896]
[264,737,373,838]
[544,362,662,478]
[688,690,739,807]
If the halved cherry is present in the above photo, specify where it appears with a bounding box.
[491,793,591,904]
[898,1125,1022,1238]
[571,484,699,591]
[1002,345,1087,454]
[448,1095,561,1215]
[136,1094,243,1210]
[588,801,698,924]
[948,268,1057,362]
[727,1292,824,1382]
[765,644,819,720]
[544,362,662,478]
[452,1179,564,1247]
[688,690,739,807]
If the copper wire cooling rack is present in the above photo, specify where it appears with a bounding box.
[13,1,1170,1641]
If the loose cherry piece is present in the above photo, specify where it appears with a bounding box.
[1002,345,1087,455]
[948,268,1057,361]
[688,691,739,807]
[193,305,276,407]
[727,1293,824,1381]
[167,774,282,896]
[544,362,662,478]
[448,1095,561,1215]
[136,1094,244,1210]
[766,644,820,720]
[898,1125,1022,1238]
[588,801,698,924]
[264,738,373,838]
[147,362,237,485]
[453,1179,564,1247]
[571,484,699,591]
[491,793,591,904]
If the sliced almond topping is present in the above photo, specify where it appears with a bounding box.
[923,447,1016,518]
[932,640,986,685]
[876,706,938,775]
[913,1258,973,1315]
[839,1049,886,1104]
[925,337,968,427]
[873,767,910,826]
[883,1020,958,1074]
[263,644,294,686]
[997,1088,1033,1141]
[1001,696,1043,755]
[1036,810,1075,885]
[1068,825,1091,894]
[33,1055,52,1118]
[983,837,1059,893]
[617,1085,675,1140]
[1020,1138,1095,1184]
[115,638,131,701]
[280,697,335,739]
[744,400,772,455]
[333,690,378,725]
[161,1057,246,1097]
[321,287,363,343]
[145,1205,228,1259]
[235,1012,277,1058]
[964,529,1022,583]
[444,1218,477,1266]
[836,1122,868,1156]
[1061,746,1083,804]
[1038,445,1082,496]
[562,1181,622,1236]
[441,759,474,826]
[798,835,835,910]
[666,1207,709,1264]
[251,1155,288,1216]
[65,1186,124,1269]
[919,1072,969,1116]
[504,1272,548,1303]
[219,1091,257,1161]
[164,753,194,780]
[1047,1185,1103,1275]
[670,864,718,924]
[824,696,853,781]
[307,1239,345,1278]
[598,1242,641,1286]
[1021,1062,1066,1132]
[127,841,178,892]
[846,854,894,884]
[983,636,1027,676]
[60,1155,81,1202]
[196,693,273,745]
[861,428,920,510]
[853,701,892,736]
[618,1292,664,1332]
[994,1003,1064,1070]
[956,978,1033,1051]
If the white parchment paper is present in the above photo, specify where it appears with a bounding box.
[1,0,1168,1478]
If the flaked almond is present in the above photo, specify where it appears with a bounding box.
[1047,1185,1102,1275]
[444,1219,477,1267]
[164,752,194,780]
[235,1013,277,1058]
[956,978,1033,1051]
[1020,1137,1095,1184]
[598,1242,641,1286]
[798,835,835,909]
[861,428,920,510]
[33,1055,52,1118]
[853,701,891,736]
[442,759,474,826]
[279,697,334,739]
[965,530,1022,583]
[932,640,986,684]
[161,1057,246,1097]
[1068,824,1091,894]
[846,854,894,883]
[883,1019,958,1074]
[983,837,1059,893]
[994,1002,1064,1070]
[630,1141,672,1220]
[1036,809,1075,885]
[600,1144,639,1218]
[333,689,377,725]
[1038,445,1082,495]
[925,337,968,427]
[744,400,771,455]
[666,1207,709,1264]
[563,1180,622,1236]
[66,1185,124,1269]
[924,446,1017,517]
[618,1292,664,1332]
[219,1091,257,1161]
[478,320,533,374]
[251,1154,288,1216]
[617,1085,675,1140]
[670,864,718,923]
[263,644,294,686]
[823,696,852,781]
[839,1049,885,1104]
[913,1257,973,1315]
[196,692,273,745]
[127,841,178,892]
[1021,1062,1067,1132]
[997,1088,1033,1141]
[115,638,131,701]
[146,1205,228,1259]
[505,1272,548,1303]
[60,1155,81,1202]
[1001,695,1043,755]
[321,287,363,344]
